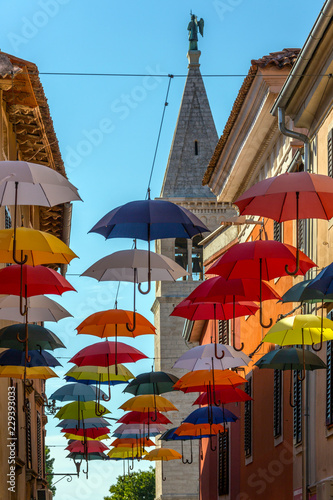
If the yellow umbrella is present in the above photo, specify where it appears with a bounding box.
[0,365,58,379]
[262,314,333,346]
[107,446,147,459]
[65,364,134,383]
[119,394,178,413]
[0,227,77,266]
[143,448,182,481]
[64,433,110,441]
[55,400,110,420]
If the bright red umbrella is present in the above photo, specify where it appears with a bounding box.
[117,411,172,425]
[193,387,252,405]
[61,427,110,439]
[206,240,316,328]
[234,172,333,274]
[66,440,109,453]
[69,341,147,367]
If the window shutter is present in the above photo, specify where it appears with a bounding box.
[244,378,252,457]
[273,221,282,242]
[293,371,302,444]
[326,340,333,426]
[273,369,282,438]
[218,430,229,495]
[25,400,32,468]
[218,320,229,345]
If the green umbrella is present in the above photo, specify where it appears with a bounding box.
[55,401,111,420]
[0,324,65,351]
[123,371,179,396]
[280,280,333,304]
[254,346,326,407]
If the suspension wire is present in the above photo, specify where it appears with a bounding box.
[38,71,333,78]
[146,74,173,197]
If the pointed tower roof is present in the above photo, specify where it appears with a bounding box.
[160,50,218,199]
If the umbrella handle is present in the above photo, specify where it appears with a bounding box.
[162,459,166,481]
[95,399,107,417]
[13,183,28,266]
[102,365,112,402]
[297,344,306,382]
[210,434,216,452]
[82,459,88,479]
[312,309,324,351]
[126,275,137,332]
[138,231,151,295]
[312,337,323,352]
[200,439,203,461]
[259,305,273,329]
[289,370,296,408]
[259,264,273,329]
[297,370,306,382]
[214,306,225,359]
[150,407,158,423]
[285,193,300,277]
[16,332,28,344]
[232,303,244,351]
[211,370,221,407]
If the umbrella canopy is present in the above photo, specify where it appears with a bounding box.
[82,249,189,282]
[0,295,72,322]
[50,383,108,402]
[0,227,78,266]
[280,279,333,304]
[55,401,111,420]
[76,309,155,338]
[254,347,327,370]
[174,370,247,393]
[193,387,252,406]
[0,365,58,379]
[117,411,171,425]
[57,417,110,429]
[159,428,211,441]
[0,348,61,367]
[107,447,147,459]
[262,314,333,346]
[0,323,65,350]
[89,199,209,241]
[0,264,76,296]
[67,452,110,461]
[175,422,226,437]
[119,395,178,413]
[183,406,238,425]
[234,171,333,222]
[185,276,281,303]
[66,440,109,453]
[173,344,250,371]
[69,341,147,367]
[0,160,81,206]
[64,433,110,442]
[124,371,179,396]
[307,262,333,295]
[206,240,316,280]
[112,423,165,437]
[171,299,259,322]
[143,448,182,461]
[64,364,134,384]
[61,427,110,439]
[111,437,155,448]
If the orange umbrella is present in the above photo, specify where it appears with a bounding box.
[174,422,226,437]
[111,437,155,448]
[143,448,182,481]
[119,394,178,413]
[174,370,247,393]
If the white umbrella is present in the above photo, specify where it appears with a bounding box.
[0,295,72,322]
[81,249,189,282]
[173,343,251,371]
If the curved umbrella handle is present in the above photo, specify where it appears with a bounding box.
[162,459,166,481]
[12,183,28,265]
[297,370,306,382]
[259,260,273,329]
[289,370,296,408]
[297,344,306,382]
[210,428,216,452]
[285,192,300,277]
[214,342,225,360]
[102,364,112,402]
[211,369,221,407]
[213,305,225,359]
[138,231,151,295]
[82,459,88,480]
[312,304,324,352]
[126,270,137,333]
[312,335,323,352]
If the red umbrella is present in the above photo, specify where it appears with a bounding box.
[66,440,109,453]
[61,427,110,439]
[117,411,171,425]
[193,387,252,405]
[234,172,333,275]
[206,240,316,328]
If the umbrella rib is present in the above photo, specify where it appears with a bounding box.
[316,193,330,220]
[278,192,287,223]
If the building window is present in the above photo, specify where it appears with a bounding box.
[218,320,229,345]
[293,371,302,444]
[273,220,282,242]
[37,411,43,477]
[273,369,282,438]
[244,377,252,457]
[25,400,32,469]
[5,206,11,229]
[298,219,305,252]
[194,140,199,156]
[326,340,333,426]
[191,235,203,280]
[328,129,333,177]
[218,430,229,495]
[175,238,188,278]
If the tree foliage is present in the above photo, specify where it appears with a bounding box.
[104,467,155,500]
[45,446,56,496]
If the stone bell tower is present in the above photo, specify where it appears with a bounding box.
[152,17,227,500]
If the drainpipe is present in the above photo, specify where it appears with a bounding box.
[278,107,309,172]
[278,106,310,500]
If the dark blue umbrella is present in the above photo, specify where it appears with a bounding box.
[183,406,238,425]
[280,279,333,304]
[308,263,333,295]
[89,197,209,329]
[0,348,61,367]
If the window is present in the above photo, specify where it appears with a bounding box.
[191,235,203,280]
[25,400,32,469]
[37,411,42,476]
[293,371,302,444]
[175,238,188,277]
[273,369,282,438]
[218,430,229,495]
[5,206,11,229]
[273,220,282,242]
[328,129,333,177]
[194,140,199,156]
[218,320,229,345]
[298,219,305,252]
[326,340,333,426]
[244,377,252,457]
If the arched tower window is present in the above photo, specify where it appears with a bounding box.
[175,238,188,279]
[192,235,203,280]
[194,140,199,156]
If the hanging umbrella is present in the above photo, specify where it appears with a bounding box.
[174,370,247,395]
[67,452,110,461]
[66,440,109,453]
[0,323,65,351]
[111,438,155,448]
[117,411,171,425]
[193,387,252,406]
[143,448,182,481]
[159,427,209,465]
[57,417,111,430]
[0,295,72,322]
[64,364,134,385]
[205,240,316,328]
[107,447,147,459]
[262,314,333,380]
[112,423,165,438]
[0,365,58,379]
[173,344,250,371]
[280,279,333,304]
[89,196,209,298]
[174,422,226,437]
[0,348,61,367]
[50,383,108,402]
[184,406,238,425]
[124,371,179,396]
[54,401,111,420]
[119,394,178,422]
[234,171,333,275]
[76,309,155,372]
[61,427,110,440]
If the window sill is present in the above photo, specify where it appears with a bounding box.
[325,424,333,439]
[245,455,253,466]
[274,434,283,447]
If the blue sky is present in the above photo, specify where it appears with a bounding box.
[0,0,325,498]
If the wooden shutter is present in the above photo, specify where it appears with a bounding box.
[326,340,333,426]
[293,371,302,444]
[273,369,282,438]
[244,378,252,457]
[25,400,32,468]
[218,430,229,495]
[218,320,229,345]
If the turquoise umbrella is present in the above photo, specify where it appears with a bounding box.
[50,383,108,402]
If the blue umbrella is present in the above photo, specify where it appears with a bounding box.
[89,196,209,329]
[57,417,111,429]
[280,279,333,304]
[308,263,333,294]
[0,348,61,367]
[183,406,238,425]
[50,383,108,402]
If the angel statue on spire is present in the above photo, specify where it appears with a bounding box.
[187,13,204,51]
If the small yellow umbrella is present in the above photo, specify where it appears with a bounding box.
[64,433,110,442]
[0,365,58,379]
[143,448,182,481]
[119,394,178,413]
[65,364,134,383]
[107,446,147,459]
[0,227,77,266]
[55,400,111,420]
